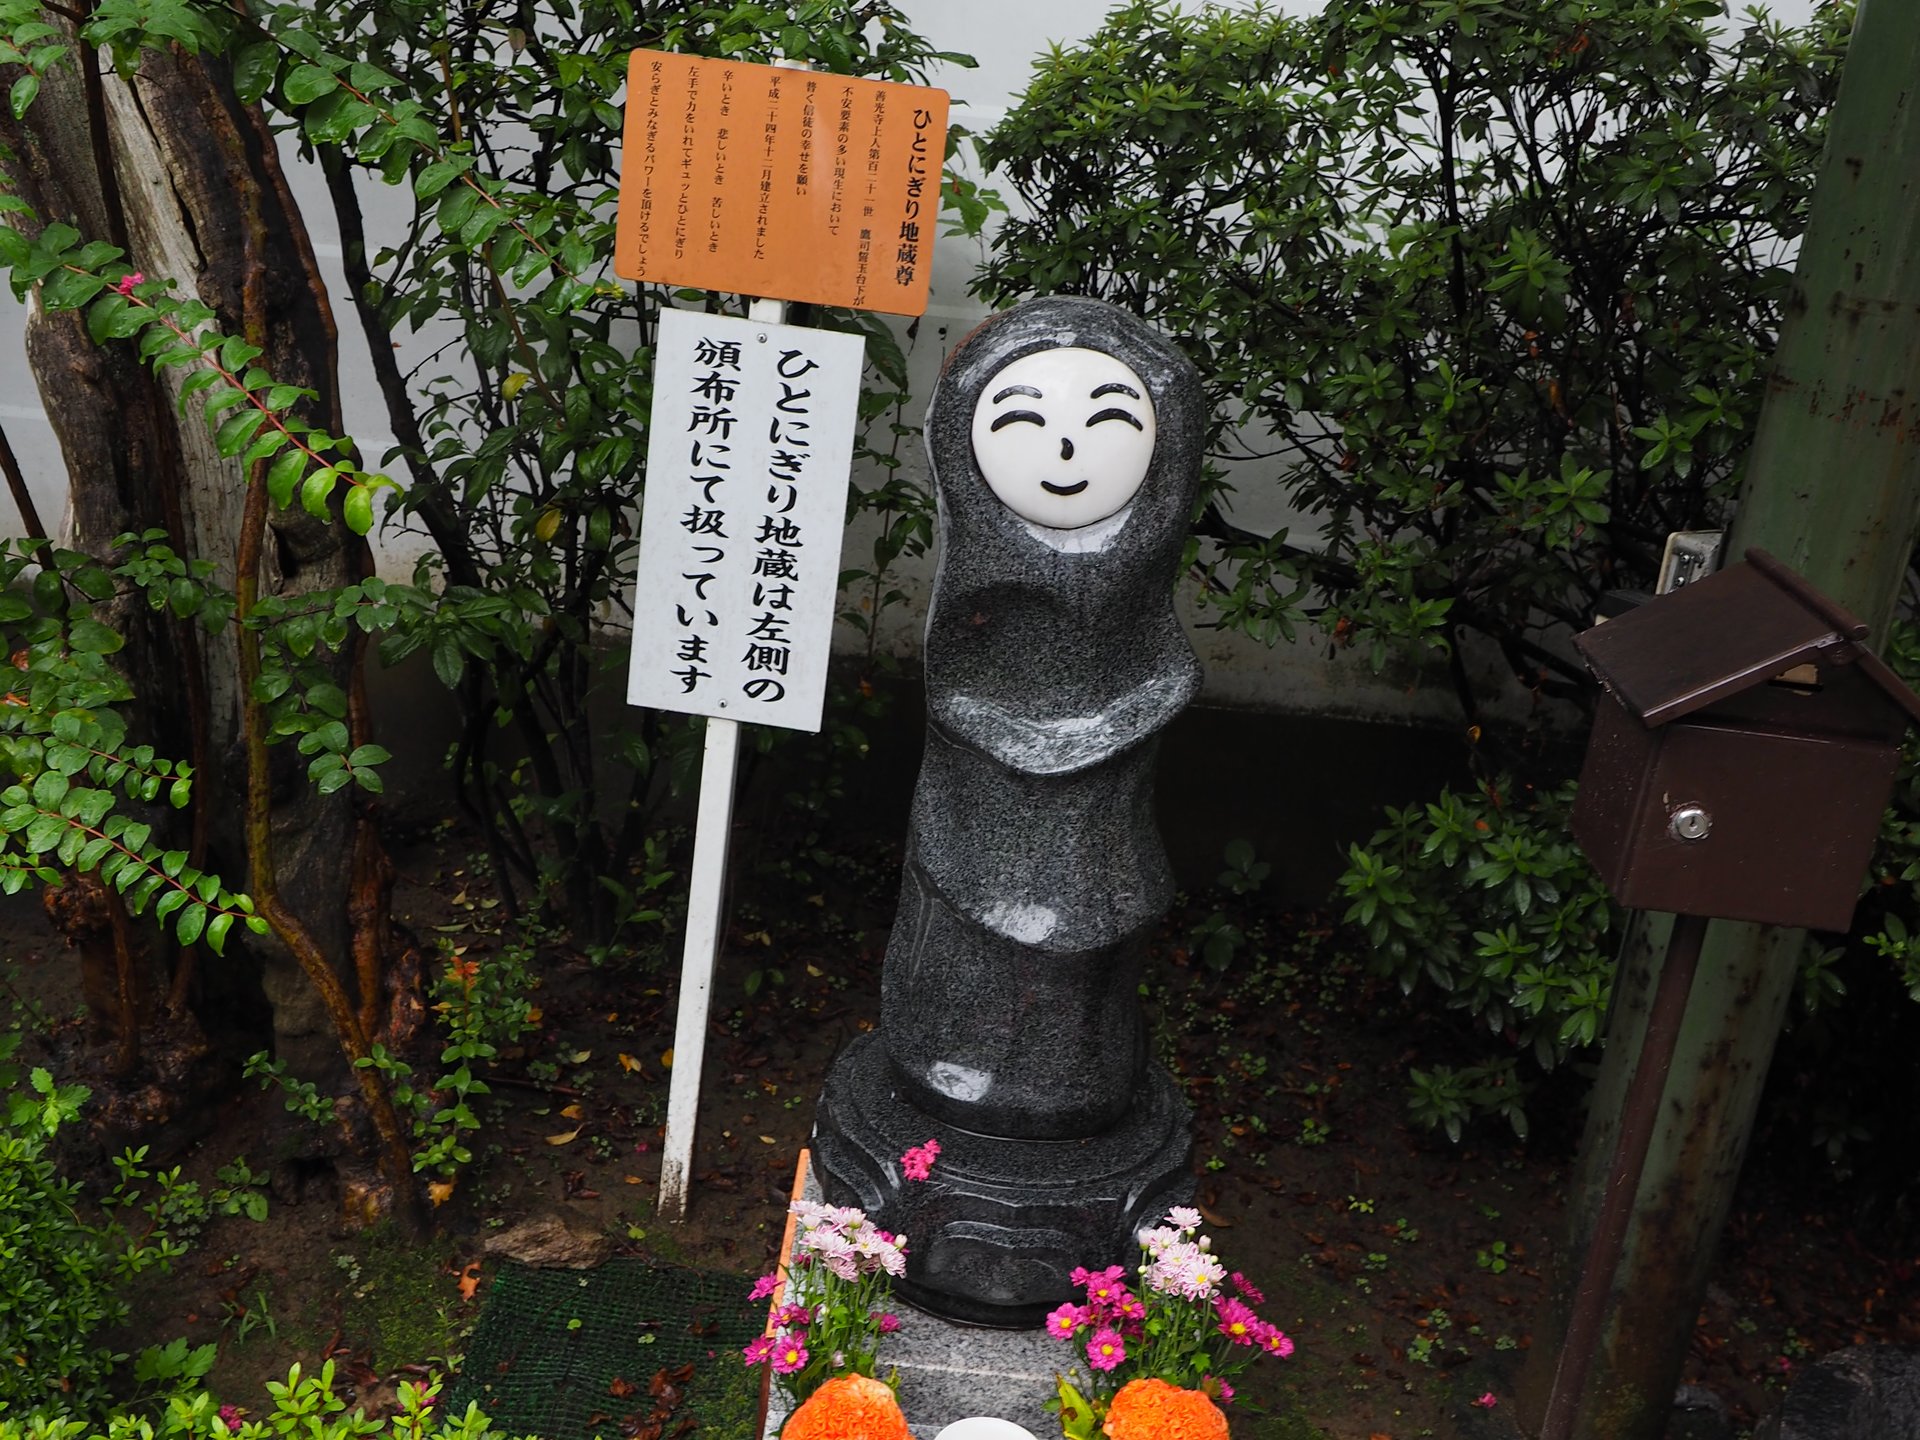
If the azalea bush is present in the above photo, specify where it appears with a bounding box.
[0,1363,507,1440]
[1337,776,1615,1138]
[742,1201,907,1406]
[1044,1207,1291,1438]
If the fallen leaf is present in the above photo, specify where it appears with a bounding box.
[567,1049,592,1064]
[561,1103,584,1120]
[619,1053,643,1073]
[758,1135,776,1144]
[624,1175,645,1185]
[546,1127,582,1145]
[526,1007,543,1025]
[428,1179,457,1207]
[457,1263,482,1302]
[609,1377,638,1399]
[805,964,823,977]
[661,1049,674,1069]
[1198,1202,1234,1228]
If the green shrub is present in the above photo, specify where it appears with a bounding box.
[0,1036,203,1417]
[0,1365,515,1440]
[976,0,1850,717]
[1336,778,1615,1136]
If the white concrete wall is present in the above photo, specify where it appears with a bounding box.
[0,0,1825,722]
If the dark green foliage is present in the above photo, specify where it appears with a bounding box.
[977,0,1851,718]
[0,1364,518,1440]
[0,1037,191,1416]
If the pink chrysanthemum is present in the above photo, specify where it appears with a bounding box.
[742,1334,776,1365]
[1214,1296,1259,1346]
[1045,1301,1084,1339]
[1258,1324,1295,1358]
[1215,1379,1234,1405]
[771,1338,810,1375]
[1166,1205,1203,1231]
[774,1302,813,1329]
[114,272,145,296]
[217,1406,243,1432]
[748,1272,781,1302]
[876,1311,901,1334]
[1230,1271,1266,1306]
[1086,1327,1126,1372]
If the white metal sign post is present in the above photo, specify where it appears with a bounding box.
[631,300,865,1220]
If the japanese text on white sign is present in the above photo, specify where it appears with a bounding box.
[626,307,865,734]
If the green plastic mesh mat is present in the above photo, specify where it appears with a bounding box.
[446,1260,763,1439]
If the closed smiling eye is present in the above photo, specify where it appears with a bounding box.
[989,409,1047,432]
[1086,407,1143,430]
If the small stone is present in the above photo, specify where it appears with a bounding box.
[481,1213,613,1269]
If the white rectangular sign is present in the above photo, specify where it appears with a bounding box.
[627,307,865,732]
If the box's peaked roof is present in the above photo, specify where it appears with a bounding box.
[1573,547,1920,728]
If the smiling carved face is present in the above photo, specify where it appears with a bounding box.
[969,346,1157,530]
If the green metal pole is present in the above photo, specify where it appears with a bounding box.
[1518,3,1920,1436]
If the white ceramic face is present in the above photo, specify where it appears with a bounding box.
[970,347,1157,530]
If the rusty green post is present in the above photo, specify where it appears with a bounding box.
[1518,3,1920,1436]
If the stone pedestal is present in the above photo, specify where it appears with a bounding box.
[813,1032,1190,1327]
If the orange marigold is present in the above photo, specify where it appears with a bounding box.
[782,1373,912,1440]
[1102,1378,1229,1440]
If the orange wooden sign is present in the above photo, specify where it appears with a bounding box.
[614,50,949,316]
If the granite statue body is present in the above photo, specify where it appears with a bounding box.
[813,297,1203,1326]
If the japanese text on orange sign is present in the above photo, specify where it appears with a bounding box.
[614,50,949,316]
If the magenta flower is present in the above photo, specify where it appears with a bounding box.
[1115,1292,1145,1323]
[1215,1379,1234,1405]
[114,272,145,296]
[1215,1296,1259,1346]
[1045,1301,1084,1339]
[875,1311,901,1334]
[774,1302,812,1329]
[1086,1328,1126,1372]
[771,1338,810,1375]
[216,1406,242,1432]
[742,1334,776,1366]
[1258,1324,1295,1358]
[1471,1392,1498,1409]
[748,1272,781,1302]
[900,1138,942,1181]
[1231,1271,1266,1305]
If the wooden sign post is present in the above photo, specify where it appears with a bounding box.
[615,50,949,1221]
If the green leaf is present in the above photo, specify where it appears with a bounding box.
[214,406,270,458]
[342,484,373,534]
[265,449,306,508]
[175,901,207,948]
[232,40,279,103]
[10,73,38,120]
[282,64,339,105]
[68,618,124,654]
[300,467,338,518]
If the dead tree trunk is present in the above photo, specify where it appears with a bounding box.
[0,37,369,1079]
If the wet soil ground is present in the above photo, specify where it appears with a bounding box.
[6,792,1919,1440]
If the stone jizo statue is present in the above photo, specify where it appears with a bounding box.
[813,296,1202,1326]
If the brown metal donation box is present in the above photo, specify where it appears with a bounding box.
[1570,548,1920,933]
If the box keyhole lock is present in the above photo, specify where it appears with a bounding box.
[1668,805,1713,842]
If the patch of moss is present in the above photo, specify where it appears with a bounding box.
[338,1224,467,1372]
[682,1357,761,1440]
